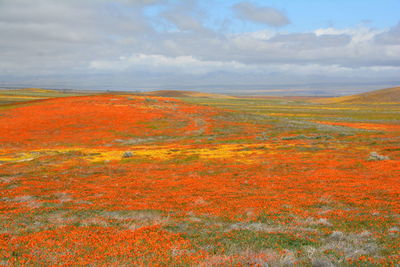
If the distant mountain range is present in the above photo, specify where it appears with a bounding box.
[138,90,237,99]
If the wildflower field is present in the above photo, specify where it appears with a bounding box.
[0,92,399,266]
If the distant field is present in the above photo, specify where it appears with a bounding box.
[0,90,399,265]
[182,96,400,121]
[0,88,91,105]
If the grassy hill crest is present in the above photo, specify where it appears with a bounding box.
[317,86,400,104]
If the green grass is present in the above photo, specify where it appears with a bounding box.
[0,88,92,106]
[165,219,318,255]
[181,97,400,123]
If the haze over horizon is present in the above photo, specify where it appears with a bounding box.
[1,0,400,95]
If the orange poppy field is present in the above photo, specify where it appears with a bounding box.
[0,92,399,266]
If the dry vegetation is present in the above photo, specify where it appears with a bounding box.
[314,86,400,104]
[0,88,399,266]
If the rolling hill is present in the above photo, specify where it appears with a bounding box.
[318,86,400,104]
[0,88,94,105]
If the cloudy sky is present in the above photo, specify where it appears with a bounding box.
[1,0,400,95]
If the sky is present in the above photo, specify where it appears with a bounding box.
[0,0,400,95]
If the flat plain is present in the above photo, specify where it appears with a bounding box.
[0,88,399,266]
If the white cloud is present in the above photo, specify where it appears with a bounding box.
[90,54,257,74]
[374,22,400,45]
[233,2,290,27]
[0,0,399,93]
[314,26,382,44]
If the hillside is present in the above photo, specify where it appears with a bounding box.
[317,86,400,104]
[140,90,237,99]
[0,88,92,105]
[0,94,399,265]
